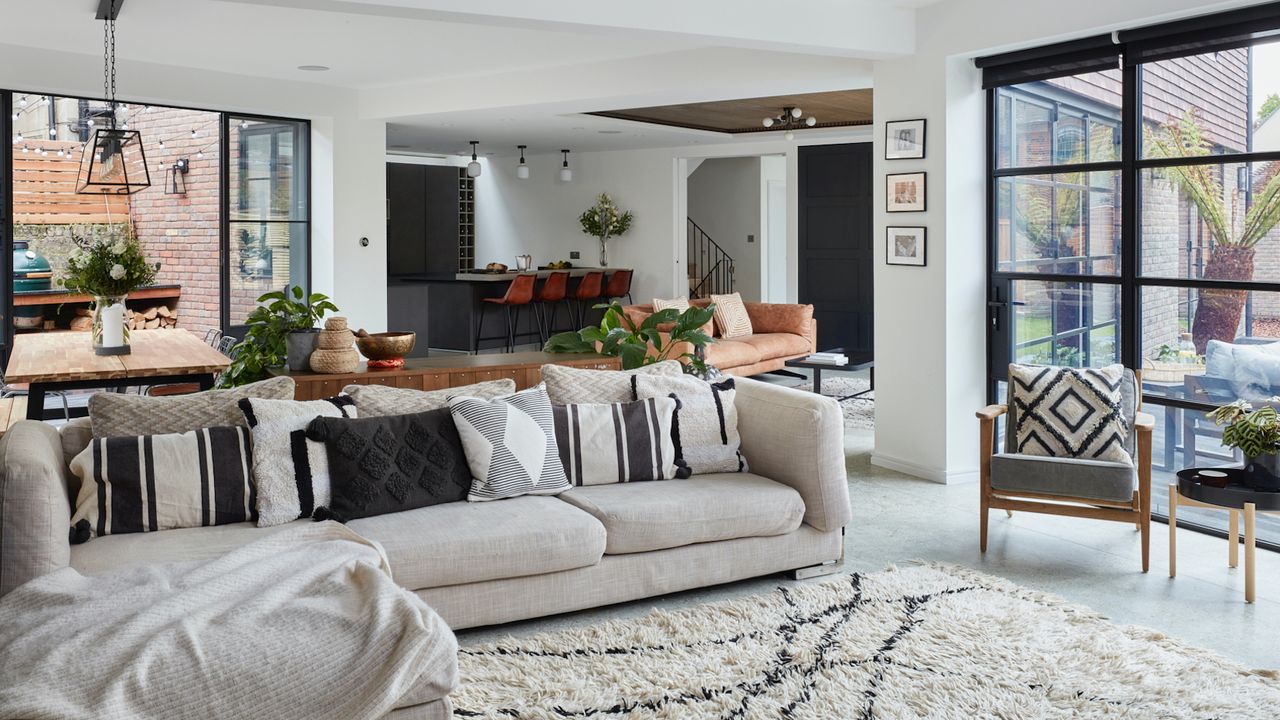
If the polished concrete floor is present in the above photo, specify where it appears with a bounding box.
[458,420,1280,671]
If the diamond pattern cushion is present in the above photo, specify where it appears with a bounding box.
[1008,364,1131,464]
[88,376,295,438]
[341,379,515,417]
[449,389,570,502]
[306,408,471,522]
[540,360,683,405]
[709,292,753,339]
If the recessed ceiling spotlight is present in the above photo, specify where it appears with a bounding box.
[598,130,623,134]
[297,65,330,72]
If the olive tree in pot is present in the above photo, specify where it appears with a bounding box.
[218,286,339,387]
[544,301,716,373]
[1149,110,1280,353]
[1209,399,1280,491]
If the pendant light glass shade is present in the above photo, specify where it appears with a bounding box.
[516,144,529,179]
[559,149,572,182]
[78,127,150,194]
[466,140,482,178]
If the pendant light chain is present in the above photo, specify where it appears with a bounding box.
[103,3,118,119]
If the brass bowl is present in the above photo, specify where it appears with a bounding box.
[355,331,416,361]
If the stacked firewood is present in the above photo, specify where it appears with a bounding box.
[68,305,179,331]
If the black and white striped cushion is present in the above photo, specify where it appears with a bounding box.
[68,426,255,542]
[449,389,570,502]
[239,395,356,526]
[552,397,688,485]
[632,375,747,475]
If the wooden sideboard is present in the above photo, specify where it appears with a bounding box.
[269,351,620,401]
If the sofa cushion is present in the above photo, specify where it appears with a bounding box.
[348,496,606,590]
[710,292,753,338]
[88,376,295,438]
[541,360,682,405]
[558,473,804,554]
[738,333,811,360]
[744,302,813,336]
[989,453,1135,504]
[71,520,310,576]
[703,340,762,369]
[342,378,514,417]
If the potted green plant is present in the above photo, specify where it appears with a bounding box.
[219,286,339,387]
[1208,399,1280,491]
[544,301,714,372]
[578,193,633,267]
[59,229,159,355]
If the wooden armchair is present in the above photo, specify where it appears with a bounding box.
[977,368,1155,572]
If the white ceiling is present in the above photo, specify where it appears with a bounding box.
[0,0,914,153]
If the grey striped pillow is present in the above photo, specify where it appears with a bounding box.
[552,398,688,486]
[68,426,255,543]
[449,389,570,502]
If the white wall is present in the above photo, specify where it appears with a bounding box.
[870,0,1254,484]
[760,155,788,302]
[688,157,763,301]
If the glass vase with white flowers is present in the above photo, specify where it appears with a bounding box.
[59,229,159,355]
[578,193,633,267]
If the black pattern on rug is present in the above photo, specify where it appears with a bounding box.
[450,564,1280,720]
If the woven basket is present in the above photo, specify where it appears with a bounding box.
[316,329,354,350]
[324,316,349,332]
[1143,359,1204,384]
[309,347,359,374]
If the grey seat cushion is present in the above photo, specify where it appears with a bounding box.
[558,473,805,555]
[989,453,1136,504]
[348,496,606,590]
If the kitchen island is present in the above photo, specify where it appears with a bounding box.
[387,268,628,354]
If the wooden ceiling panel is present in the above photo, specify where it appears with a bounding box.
[589,89,872,134]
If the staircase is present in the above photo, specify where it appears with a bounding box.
[687,218,734,298]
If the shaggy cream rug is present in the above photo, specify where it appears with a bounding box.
[775,375,875,431]
[453,564,1280,719]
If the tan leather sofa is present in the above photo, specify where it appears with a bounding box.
[623,300,818,376]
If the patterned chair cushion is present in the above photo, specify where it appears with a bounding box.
[1007,364,1133,465]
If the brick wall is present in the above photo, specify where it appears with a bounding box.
[123,107,222,337]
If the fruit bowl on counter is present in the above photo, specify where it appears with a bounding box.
[355,330,416,368]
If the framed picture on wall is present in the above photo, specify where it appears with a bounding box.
[885,119,926,159]
[886,172,926,212]
[886,226,927,266]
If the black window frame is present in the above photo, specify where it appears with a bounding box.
[982,2,1280,553]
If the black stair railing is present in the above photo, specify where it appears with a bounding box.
[687,218,734,298]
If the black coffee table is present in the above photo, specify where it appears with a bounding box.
[783,349,874,402]
[1170,468,1280,603]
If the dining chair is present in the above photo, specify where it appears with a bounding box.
[977,364,1154,571]
[474,274,537,353]
[1,372,69,420]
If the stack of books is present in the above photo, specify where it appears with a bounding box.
[805,351,848,366]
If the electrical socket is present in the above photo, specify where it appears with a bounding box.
[570,251,580,259]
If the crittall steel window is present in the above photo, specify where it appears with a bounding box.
[980,3,1280,549]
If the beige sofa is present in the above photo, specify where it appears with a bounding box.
[0,377,850,718]
[622,300,818,376]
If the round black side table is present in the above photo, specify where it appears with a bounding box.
[1171,468,1280,603]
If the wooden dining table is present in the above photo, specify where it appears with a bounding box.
[5,330,231,420]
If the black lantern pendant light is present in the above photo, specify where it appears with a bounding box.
[77,0,151,195]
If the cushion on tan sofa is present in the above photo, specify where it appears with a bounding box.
[744,302,813,336]
[739,333,811,359]
[703,340,762,368]
[558,474,805,554]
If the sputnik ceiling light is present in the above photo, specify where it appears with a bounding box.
[762,106,818,141]
[516,145,530,180]
[467,140,482,178]
[77,0,151,195]
[559,149,573,182]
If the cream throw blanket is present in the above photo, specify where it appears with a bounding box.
[0,522,457,720]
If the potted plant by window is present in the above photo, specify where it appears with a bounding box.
[59,229,158,355]
[578,193,633,267]
[544,301,715,372]
[219,286,339,387]
[1209,399,1280,491]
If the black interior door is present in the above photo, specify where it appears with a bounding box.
[798,143,873,352]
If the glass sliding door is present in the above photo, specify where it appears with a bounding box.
[225,115,310,331]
